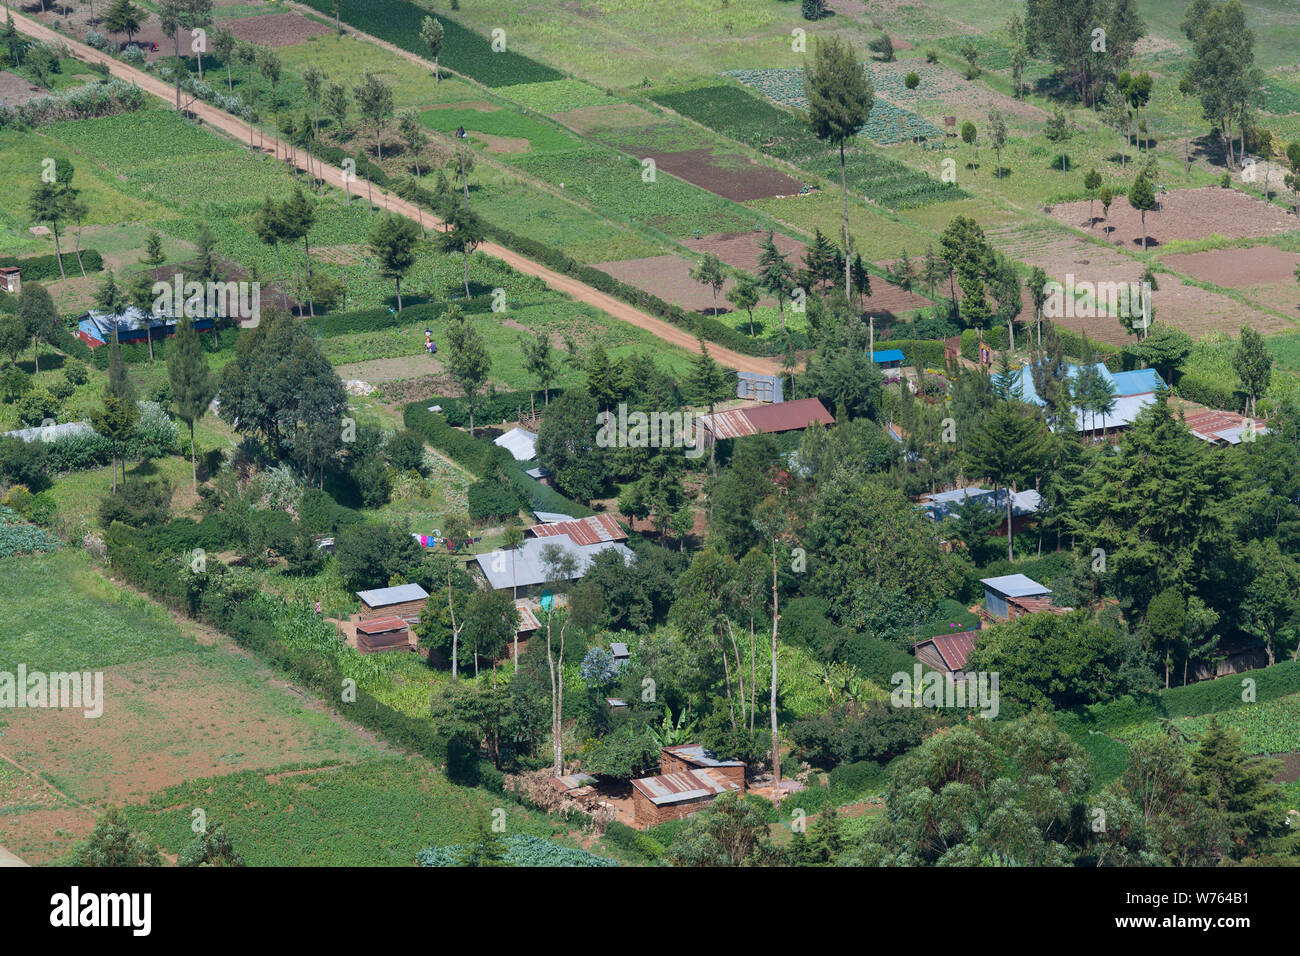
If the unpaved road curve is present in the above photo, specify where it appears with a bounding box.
[15,11,779,374]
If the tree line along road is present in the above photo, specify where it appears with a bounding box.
[12,11,781,376]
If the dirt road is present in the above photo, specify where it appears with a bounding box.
[15,11,779,374]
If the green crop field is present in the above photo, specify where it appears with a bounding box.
[496,79,621,114]
[124,757,574,866]
[418,107,582,154]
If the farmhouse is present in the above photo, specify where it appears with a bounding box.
[473,533,636,592]
[696,397,835,442]
[1002,363,1167,434]
[75,307,215,349]
[355,617,411,654]
[921,486,1042,535]
[979,574,1051,621]
[659,744,746,790]
[631,766,742,828]
[355,583,429,624]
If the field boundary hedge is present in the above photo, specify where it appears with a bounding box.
[1,249,103,282]
[1055,659,1300,737]
[105,521,451,764]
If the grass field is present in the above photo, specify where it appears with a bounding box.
[124,756,571,866]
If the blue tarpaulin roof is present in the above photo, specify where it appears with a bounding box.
[871,349,906,364]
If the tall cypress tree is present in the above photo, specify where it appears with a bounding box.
[168,314,216,492]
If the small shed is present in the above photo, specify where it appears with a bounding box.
[737,371,784,404]
[660,744,745,790]
[494,427,538,462]
[913,630,979,675]
[870,348,906,370]
[980,574,1050,621]
[356,583,429,624]
[631,767,741,828]
[610,642,630,671]
[355,616,410,654]
[0,266,20,295]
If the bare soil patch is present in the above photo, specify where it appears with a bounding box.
[639,147,804,202]
[1049,187,1296,246]
[477,132,531,154]
[0,69,43,106]
[1163,244,1300,287]
[687,230,807,272]
[0,806,97,865]
[1272,751,1300,784]
[988,225,1292,344]
[225,11,332,47]
[335,354,444,383]
[550,102,658,134]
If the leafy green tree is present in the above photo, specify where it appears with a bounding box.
[537,389,606,503]
[178,822,244,867]
[960,119,977,169]
[463,586,516,679]
[758,230,795,331]
[725,271,761,336]
[965,400,1046,560]
[520,329,557,404]
[27,182,67,281]
[73,807,161,867]
[335,520,421,591]
[144,230,165,266]
[988,110,1008,178]
[253,196,290,311]
[1044,108,1070,171]
[1128,171,1157,250]
[439,203,486,299]
[1083,168,1103,226]
[803,35,874,302]
[420,16,445,83]
[442,306,491,436]
[689,252,726,316]
[666,791,777,866]
[167,314,216,491]
[354,70,394,161]
[1192,717,1284,861]
[1232,325,1272,417]
[368,213,419,310]
[103,0,144,43]
[16,282,57,375]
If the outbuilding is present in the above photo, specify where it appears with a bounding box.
[355,616,411,654]
[979,574,1050,621]
[630,767,741,828]
[356,583,429,624]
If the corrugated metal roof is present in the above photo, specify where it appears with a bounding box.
[529,514,626,546]
[1008,595,1070,615]
[697,407,760,440]
[871,349,906,363]
[515,601,541,632]
[610,642,629,658]
[1181,408,1267,444]
[740,397,835,434]
[924,487,1041,521]
[980,574,1050,598]
[474,533,636,589]
[533,511,574,523]
[356,583,430,607]
[663,744,744,768]
[493,427,538,462]
[631,768,739,805]
[356,616,409,635]
[914,630,979,672]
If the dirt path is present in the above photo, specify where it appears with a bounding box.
[15,12,779,375]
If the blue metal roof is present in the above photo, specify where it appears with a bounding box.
[1109,368,1166,395]
[871,349,906,364]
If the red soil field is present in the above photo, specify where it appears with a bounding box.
[1049,186,1297,247]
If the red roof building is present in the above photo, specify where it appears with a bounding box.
[528,513,626,546]
[696,398,834,442]
[913,630,979,674]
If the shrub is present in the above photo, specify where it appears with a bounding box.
[85,30,112,52]
[905,72,920,90]
[0,506,59,558]
[98,476,173,528]
[14,388,59,427]
[63,361,88,386]
[467,478,523,521]
[123,401,179,459]
[0,437,49,488]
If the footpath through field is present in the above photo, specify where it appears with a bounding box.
[13,12,780,375]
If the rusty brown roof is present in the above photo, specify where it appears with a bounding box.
[529,513,626,546]
[697,407,760,440]
[1008,596,1071,615]
[515,601,541,633]
[739,397,835,434]
[356,616,409,635]
[913,630,979,672]
[631,768,739,805]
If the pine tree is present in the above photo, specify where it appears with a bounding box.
[1192,718,1284,861]
[965,400,1046,561]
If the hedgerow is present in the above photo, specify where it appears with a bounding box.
[0,249,103,282]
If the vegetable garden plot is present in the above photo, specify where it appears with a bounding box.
[298,0,563,87]
[497,79,618,114]
[653,85,963,208]
[725,68,947,145]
